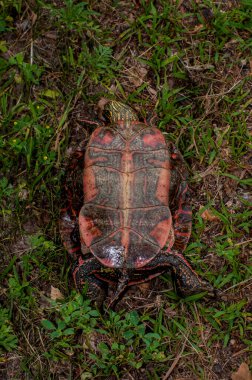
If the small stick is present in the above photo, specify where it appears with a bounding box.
[30,39,33,65]
[223,277,252,292]
[79,119,101,127]
[162,336,188,380]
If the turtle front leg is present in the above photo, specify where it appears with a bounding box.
[168,142,192,252]
[59,211,81,261]
[73,255,108,307]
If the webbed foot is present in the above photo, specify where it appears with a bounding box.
[162,250,216,298]
[73,255,107,309]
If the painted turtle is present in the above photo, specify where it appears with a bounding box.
[60,101,214,307]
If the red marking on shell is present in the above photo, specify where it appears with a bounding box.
[148,158,170,169]
[156,169,170,205]
[150,218,172,247]
[85,148,107,167]
[80,123,173,268]
[83,167,98,203]
[142,130,165,148]
[79,214,102,247]
[92,128,114,145]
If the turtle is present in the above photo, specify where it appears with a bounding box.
[60,100,215,308]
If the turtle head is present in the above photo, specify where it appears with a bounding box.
[103,101,138,124]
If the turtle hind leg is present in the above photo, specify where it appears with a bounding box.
[73,255,108,308]
[142,251,215,298]
[162,251,215,297]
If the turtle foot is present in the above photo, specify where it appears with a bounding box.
[73,255,107,309]
[194,279,216,297]
[175,276,216,299]
[163,251,216,299]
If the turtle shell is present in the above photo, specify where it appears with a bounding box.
[79,122,173,269]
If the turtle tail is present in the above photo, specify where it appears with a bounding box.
[107,270,129,309]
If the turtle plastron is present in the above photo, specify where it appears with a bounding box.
[59,101,215,307]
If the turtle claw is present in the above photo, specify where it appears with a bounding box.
[197,281,226,301]
[197,279,216,298]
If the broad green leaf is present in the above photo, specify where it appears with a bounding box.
[41,319,56,330]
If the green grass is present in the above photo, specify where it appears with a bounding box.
[0,0,252,378]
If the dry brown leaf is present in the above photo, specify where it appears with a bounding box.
[137,282,150,294]
[231,363,252,380]
[224,177,238,197]
[31,11,37,26]
[199,206,219,221]
[50,286,64,300]
[127,66,148,87]
[148,86,158,98]
[83,331,110,352]
[190,24,204,34]
[43,31,58,40]
[97,97,109,110]
[97,97,110,119]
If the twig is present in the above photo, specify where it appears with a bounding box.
[234,238,252,247]
[232,347,250,358]
[79,119,101,127]
[223,278,252,292]
[162,336,188,380]
[30,39,33,65]
[196,80,242,99]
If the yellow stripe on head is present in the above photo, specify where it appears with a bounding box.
[104,101,138,123]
